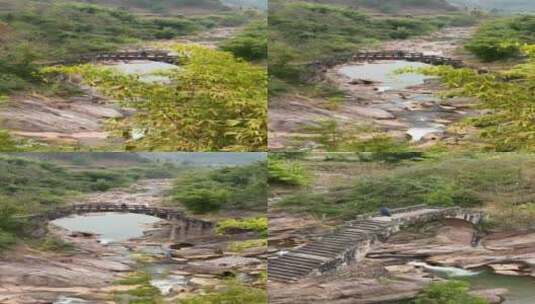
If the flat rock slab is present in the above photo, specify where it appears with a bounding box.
[200,256,262,268]
[353,106,395,119]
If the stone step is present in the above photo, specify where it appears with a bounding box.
[323,234,362,241]
[295,248,337,258]
[275,254,324,265]
[303,244,345,253]
[297,246,341,256]
[268,274,299,283]
[321,236,361,244]
[268,270,301,280]
[268,259,321,268]
[338,230,367,237]
[312,240,352,248]
[347,223,384,229]
[269,266,312,277]
[269,265,315,276]
[268,264,312,275]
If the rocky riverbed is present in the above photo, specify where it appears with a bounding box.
[268,216,535,304]
[269,26,482,150]
[0,179,267,303]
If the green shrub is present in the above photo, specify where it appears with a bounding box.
[37,236,74,252]
[221,21,267,61]
[215,217,268,237]
[176,188,230,213]
[413,281,488,304]
[268,158,309,186]
[0,130,18,152]
[170,162,267,213]
[113,271,162,303]
[115,272,152,285]
[179,282,267,304]
[228,239,267,252]
[0,230,16,250]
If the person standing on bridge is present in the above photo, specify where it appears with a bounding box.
[379,207,392,217]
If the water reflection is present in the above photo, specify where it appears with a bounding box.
[338,60,434,91]
[108,60,179,84]
[51,212,161,242]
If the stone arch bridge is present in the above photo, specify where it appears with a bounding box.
[20,203,212,241]
[303,50,480,81]
[311,50,465,69]
[268,205,484,283]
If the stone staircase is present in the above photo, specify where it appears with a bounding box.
[268,219,394,282]
[268,206,483,283]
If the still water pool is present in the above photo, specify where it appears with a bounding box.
[108,61,179,83]
[461,270,535,304]
[338,60,434,91]
[51,212,161,243]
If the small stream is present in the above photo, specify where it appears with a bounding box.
[338,60,459,141]
[410,262,535,304]
[51,212,191,299]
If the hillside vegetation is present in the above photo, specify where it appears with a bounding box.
[222,0,267,10]
[465,15,535,61]
[0,0,249,94]
[269,1,476,94]
[0,0,229,14]
[294,0,458,13]
[448,0,535,12]
[275,153,535,229]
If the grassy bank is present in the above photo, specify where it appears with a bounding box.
[273,153,535,229]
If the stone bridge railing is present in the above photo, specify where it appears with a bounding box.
[268,206,484,283]
[50,50,179,65]
[19,203,212,241]
[303,50,470,82]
